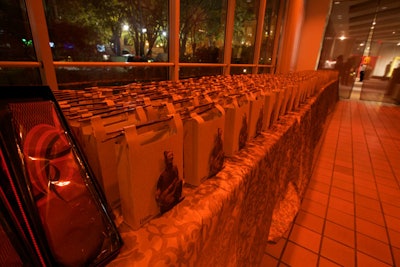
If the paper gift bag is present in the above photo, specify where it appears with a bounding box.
[84,106,149,209]
[183,104,225,186]
[292,82,302,111]
[262,91,276,131]
[222,95,250,156]
[284,83,296,113]
[247,91,265,140]
[269,89,283,128]
[279,86,292,117]
[116,115,184,230]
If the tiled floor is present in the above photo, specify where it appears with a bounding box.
[262,99,400,266]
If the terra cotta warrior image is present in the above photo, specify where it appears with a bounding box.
[208,128,224,178]
[155,150,183,214]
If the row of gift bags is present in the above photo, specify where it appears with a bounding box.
[54,70,337,231]
[0,86,123,266]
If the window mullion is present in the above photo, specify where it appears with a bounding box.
[253,0,268,74]
[223,0,236,75]
[169,0,180,82]
[25,0,58,90]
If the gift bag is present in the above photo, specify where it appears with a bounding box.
[262,91,276,131]
[222,95,250,156]
[269,89,283,127]
[247,91,265,140]
[116,114,184,230]
[78,106,149,209]
[183,103,225,186]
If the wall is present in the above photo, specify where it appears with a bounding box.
[277,0,305,73]
[277,0,331,73]
[296,0,332,71]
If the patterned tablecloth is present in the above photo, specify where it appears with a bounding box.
[107,80,339,267]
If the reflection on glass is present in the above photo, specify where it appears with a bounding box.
[0,0,36,61]
[358,0,400,104]
[317,0,372,99]
[257,67,272,74]
[231,0,259,64]
[56,67,169,89]
[45,0,168,62]
[179,0,227,63]
[230,67,253,75]
[0,68,41,86]
[259,0,280,65]
[179,67,223,79]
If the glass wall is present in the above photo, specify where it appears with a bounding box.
[179,0,227,78]
[318,0,400,103]
[231,0,258,65]
[0,0,285,89]
[259,0,280,66]
[0,0,41,85]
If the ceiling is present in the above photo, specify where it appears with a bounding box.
[330,0,400,44]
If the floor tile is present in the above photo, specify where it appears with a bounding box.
[356,218,388,244]
[393,246,400,267]
[331,178,354,193]
[294,210,324,234]
[356,251,392,267]
[260,253,279,266]
[288,224,321,253]
[273,101,400,266]
[328,196,354,216]
[265,238,287,259]
[354,185,379,199]
[324,220,355,248]
[304,189,329,206]
[320,237,355,267]
[377,183,400,200]
[355,204,385,226]
[355,194,382,212]
[307,180,331,195]
[281,241,318,267]
[356,233,393,265]
[379,193,400,208]
[384,215,400,233]
[333,159,352,169]
[375,175,399,188]
[381,202,400,219]
[353,177,376,190]
[318,257,342,267]
[353,169,374,181]
[330,186,353,202]
[326,206,354,230]
[388,228,400,249]
[300,198,327,218]
[333,165,353,176]
[373,168,395,180]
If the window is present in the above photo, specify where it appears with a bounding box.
[0,0,286,88]
[0,0,41,86]
[231,0,259,64]
[259,0,280,66]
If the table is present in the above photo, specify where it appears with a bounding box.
[107,80,339,267]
